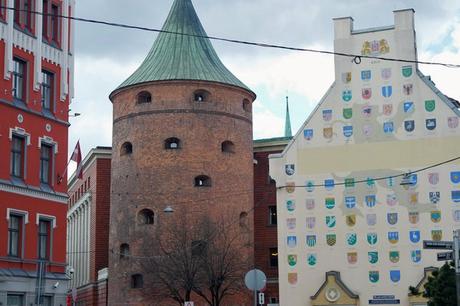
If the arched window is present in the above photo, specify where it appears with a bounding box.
[221,141,235,153]
[131,274,143,289]
[137,91,152,104]
[243,99,251,112]
[194,175,211,187]
[121,142,133,156]
[193,90,210,102]
[138,209,154,225]
[165,137,181,150]
[120,243,130,259]
[239,212,248,228]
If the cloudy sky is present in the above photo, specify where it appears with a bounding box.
[69,0,460,159]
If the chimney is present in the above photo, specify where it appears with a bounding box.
[394,9,415,31]
[333,17,353,39]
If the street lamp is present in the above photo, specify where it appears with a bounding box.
[163,206,174,214]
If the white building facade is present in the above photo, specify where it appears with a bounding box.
[270,9,460,306]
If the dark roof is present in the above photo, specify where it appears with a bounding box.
[112,0,252,96]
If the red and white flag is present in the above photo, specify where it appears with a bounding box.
[70,141,83,179]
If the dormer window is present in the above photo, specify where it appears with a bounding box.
[165,138,181,150]
[137,91,152,104]
[193,90,210,102]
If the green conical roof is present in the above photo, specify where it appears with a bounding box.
[114,0,252,95]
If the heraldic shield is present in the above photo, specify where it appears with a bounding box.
[390,270,401,283]
[389,251,400,263]
[326,234,336,246]
[347,252,357,264]
[368,251,378,264]
[369,271,379,283]
[346,214,356,227]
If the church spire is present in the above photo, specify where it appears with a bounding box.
[284,96,292,137]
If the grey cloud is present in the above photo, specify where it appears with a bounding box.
[75,0,460,61]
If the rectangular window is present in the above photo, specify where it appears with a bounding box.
[7,294,24,306]
[40,144,52,184]
[41,71,54,111]
[0,0,6,20]
[38,220,51,260]
[10,135,24,178]
[13,0,20,26]
[269,247,278,267]
[23,0,33,31]
[50,4,59,44]
[268,205,277,225]
[14,0,34,32]
[12,58,26,101]
[42,0,48,39]
[8,215,22,257]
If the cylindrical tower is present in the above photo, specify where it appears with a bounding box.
[108,0,256,305]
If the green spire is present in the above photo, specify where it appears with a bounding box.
[114,0,252,94]
[284,96,292,137]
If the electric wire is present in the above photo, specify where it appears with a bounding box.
[277,155,460,189]
[2,6,460,68]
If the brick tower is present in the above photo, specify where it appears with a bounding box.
[108,0,255,305]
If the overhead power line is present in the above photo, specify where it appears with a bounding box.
[277,155,460,189]
[2,6,460,68]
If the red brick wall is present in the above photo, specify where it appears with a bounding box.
[94,159,111,278]
[254,150,282,303]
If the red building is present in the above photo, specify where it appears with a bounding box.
[253,99,292,305]
[0,0,74,305]
[67,147,111,306]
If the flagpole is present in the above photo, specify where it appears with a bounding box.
[57,139,80,184]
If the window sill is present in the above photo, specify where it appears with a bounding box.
[42,108,56,119]
[42,39,62,51]
[13,24,36,38]
[40,183,54,193]
[10,176,26,187]
[13,99,27,110]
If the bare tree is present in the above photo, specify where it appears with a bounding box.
[141,212,251,306]
[141,213,202,305]
[193,215,251,306]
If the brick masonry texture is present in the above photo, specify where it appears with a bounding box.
[254,150,281,302]
[108,80,255,305]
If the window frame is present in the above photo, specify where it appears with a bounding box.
[268,205,277,226]
[131,274,143,289]
[0,0,7,21]
[269,247,278,268]
[8,214,22,257]
[136,91,152,104]
[194,175,211,187]
[50,2,60,46]
[39,143,53,185]
[7,294,24,306]
[13,0,35,34]
[37,219,51,260]
[10,134,25,179]
[41,70,55,113]
[12,57,26,102]
[165,137,180,150]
